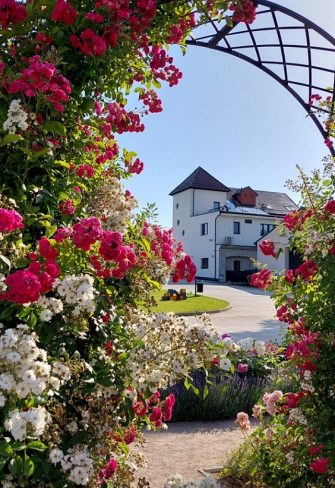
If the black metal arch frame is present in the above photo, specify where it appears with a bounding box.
[163,0,335,155]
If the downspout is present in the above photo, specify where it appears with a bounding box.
[214,210,222,280]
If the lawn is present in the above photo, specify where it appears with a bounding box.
[150,290,229,314]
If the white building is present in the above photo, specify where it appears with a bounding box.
[170,167,298,281]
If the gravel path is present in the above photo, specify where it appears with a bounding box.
[135,420,249,488]
[134,285,275,487]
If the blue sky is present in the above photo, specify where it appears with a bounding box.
[120,1,335,228]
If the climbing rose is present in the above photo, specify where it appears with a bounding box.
[310,457,329,474]
[76,164,95,178]
[285,269,295,284]
[39,237,58,259]
[0,0,27,29]
[237,363,248,373]
[295,261,319,280]
[259,239,276,257]
[59,200,76,215]
[324,199,335,214]
[2,270,41,304]
[162,393,175,421]
[70,29,107,57]
[86,12,104,23]
[51,0,77,25]
[99,231,123,261]
[98,458,117,480]
[235,412,251,431]
[250,269,272,289]
[72,217,103,251]
[0,208,24,232]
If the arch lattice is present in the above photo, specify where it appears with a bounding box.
[163,0,335,155]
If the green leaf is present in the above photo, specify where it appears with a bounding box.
[42,121,67,135]
[184,376,191,391]
[203,384,209,400]
[0,442,13,457]
[45,225,58,239]
[12,442,26,452]
[0,306,14,320]
[0,458,7,471]
[26,441,47,452]
[24,455,34,478]
[0,254,11,272]
[27,312,37,328]
[0,134,23,146]
[54,160,70,169]
[58,192,70,202]
[9,455,23,476]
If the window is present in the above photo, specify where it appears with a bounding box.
[213,201,220,210]
[182,230,185,236]
[234,260,241,272]
[260,223,275,236]
[201,258,209,269]
[176,203,179,209]
[201,223,208,235]
[245,219,252,224]
[177,219,180,226]
[233,222,240,234]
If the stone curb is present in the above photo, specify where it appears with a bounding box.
[174,305,232,317]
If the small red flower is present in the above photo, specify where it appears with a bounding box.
[259,239,276,257]
[310,457,329,474]
[325,199,335,214]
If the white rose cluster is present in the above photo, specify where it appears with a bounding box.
[288,407,308,425]
[304,228,334,257]
[164,474,219,488]
[3,99,29,134]
[88,176,137,232]
[237,337,267,355]
[125,312,218,392]
[0,325,70,403]
[5,406,50,441]
[54,274,96,316]
[49,446,94,486]
[37,296,64,322]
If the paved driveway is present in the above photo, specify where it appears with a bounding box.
[171,283,285,343]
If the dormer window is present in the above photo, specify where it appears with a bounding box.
[234,187,257,206]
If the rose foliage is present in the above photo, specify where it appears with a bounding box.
[0,0,256,487]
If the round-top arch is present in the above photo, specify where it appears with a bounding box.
[162,0,335,155]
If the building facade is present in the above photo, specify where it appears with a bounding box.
[170,167,297,281]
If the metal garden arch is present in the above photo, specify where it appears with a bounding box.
[163,0,335,155]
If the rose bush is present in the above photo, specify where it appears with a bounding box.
[0,0,256,486]
[224,159,335,487]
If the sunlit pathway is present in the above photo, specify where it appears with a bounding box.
[169,283,284,343]
[135,420,250,487]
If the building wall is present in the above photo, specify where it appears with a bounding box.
[192,189,228,215]
[172,189,193,242]
[216,213,281,248]
[226,256,253,271]
[173,211,218,279]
